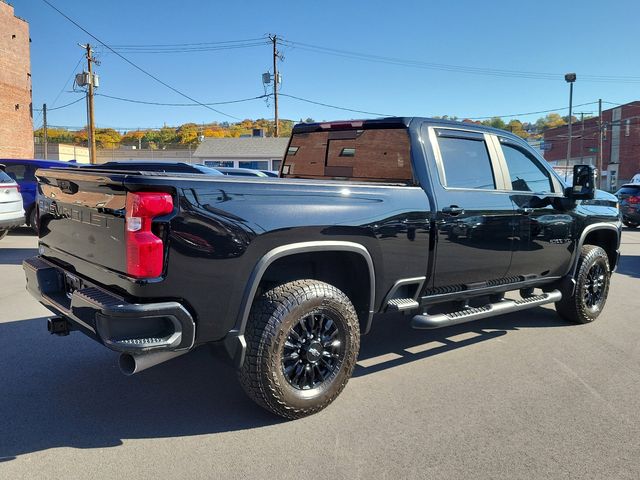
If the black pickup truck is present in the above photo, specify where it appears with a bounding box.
[23,118,621,419]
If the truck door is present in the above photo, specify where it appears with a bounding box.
[426,127,516,288]
[496,137,575,279]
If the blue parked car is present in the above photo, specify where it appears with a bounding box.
[0,159,77,232]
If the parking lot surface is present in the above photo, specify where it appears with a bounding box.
[1,227,639,479]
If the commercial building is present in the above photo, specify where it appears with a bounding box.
[34,143,90,163]
[96,146,197,164]
[0,1,33,158]
[193,137,289,171]
[542,101,640,190]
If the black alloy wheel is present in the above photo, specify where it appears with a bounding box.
[583,262,606,310]
[282,311,344,390]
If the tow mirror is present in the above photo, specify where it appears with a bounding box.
[566,164,596,200]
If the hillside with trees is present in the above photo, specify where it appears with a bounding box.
[34,119,296,149]
[34,113,584,149]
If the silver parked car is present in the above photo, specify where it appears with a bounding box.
[0,166,24,240]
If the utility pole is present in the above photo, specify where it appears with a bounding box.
[598,99,603,189]
[80,43,97,164]
[573,111,593,163]
[42,103,48,159]
[564,73,576,180]
[270,34,280,137]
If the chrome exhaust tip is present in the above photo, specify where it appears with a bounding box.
[118,350,187,376]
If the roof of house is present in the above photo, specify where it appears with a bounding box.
[193,137,290,159]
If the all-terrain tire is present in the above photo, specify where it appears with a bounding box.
[555,245,610,324]
[238,279,360,419]
[29,207,38,234]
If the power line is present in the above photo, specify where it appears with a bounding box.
[95,92,269,106]
[34,96,85,112]
[279,93,392,117]
[110,37,267,48]
[109,41,269,54]
[41,0,241,120]
[466,102,599,120]
[281,39,640,84]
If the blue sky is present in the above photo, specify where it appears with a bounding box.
[16,0,640,131]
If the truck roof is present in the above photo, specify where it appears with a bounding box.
[291,117,523,140]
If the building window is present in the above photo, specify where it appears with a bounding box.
[625,119,631,137]
[287,146,299,156]
[239,160,269,170]
[339,147,356,157]
[272,159,282,170]
[204,160,233,167]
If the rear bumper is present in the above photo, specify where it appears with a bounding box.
[23,256,195,354]
[621,207,640,224]
[0,210,24,230]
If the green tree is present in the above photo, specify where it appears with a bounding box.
[94,128,121,149]
[482,117,507,130]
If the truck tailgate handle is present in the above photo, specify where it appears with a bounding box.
[442,205,464,216]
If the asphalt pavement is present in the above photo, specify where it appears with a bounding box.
[1,227,639,479]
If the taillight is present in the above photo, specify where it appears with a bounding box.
[628,196,640,204]
[125,192,173,278]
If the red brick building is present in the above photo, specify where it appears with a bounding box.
[0,1,33,158]
[542,101,640,190]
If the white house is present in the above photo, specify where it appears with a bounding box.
[193,137,290,172]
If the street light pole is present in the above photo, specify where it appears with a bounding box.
[564,73,576,181]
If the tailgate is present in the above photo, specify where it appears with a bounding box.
[37,168,131,276]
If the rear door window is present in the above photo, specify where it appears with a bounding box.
[281,128,414,184]
[436,134,496,190]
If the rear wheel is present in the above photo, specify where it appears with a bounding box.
[28,208,38,234]
[556,245,610,324]
[238,279,360,419]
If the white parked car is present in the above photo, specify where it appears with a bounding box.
[631,173,640,184]
[0,167,25,240]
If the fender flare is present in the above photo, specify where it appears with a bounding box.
[224,241,376,368]
[568,222,621,278]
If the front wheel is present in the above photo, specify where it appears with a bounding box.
[556,245,610,324]
[239,279,360,419]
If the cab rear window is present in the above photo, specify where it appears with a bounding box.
[281,128,414,184]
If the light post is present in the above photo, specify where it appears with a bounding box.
[564,73,576,180]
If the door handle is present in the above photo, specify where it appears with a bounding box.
[518,207,534,215]
[442,205,464,216]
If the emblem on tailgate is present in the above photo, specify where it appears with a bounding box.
[42,198,111,228]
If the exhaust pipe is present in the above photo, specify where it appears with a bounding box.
[119,350,187,376]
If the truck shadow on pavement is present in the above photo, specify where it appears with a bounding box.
[0,248,38,266]
[0,307,571,460]
[615,255,640,279]
[0,316,281,461]
[354,307,570,377]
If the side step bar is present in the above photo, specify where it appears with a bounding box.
[411,290,562,330]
